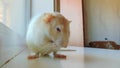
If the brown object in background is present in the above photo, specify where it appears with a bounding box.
[89,41,120,50]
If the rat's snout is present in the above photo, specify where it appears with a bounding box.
[62,40,69,48]
[54,37,68,48]
[63,44,67,48]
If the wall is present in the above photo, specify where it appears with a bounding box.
[83,0,120,45]
[60,0,83,46]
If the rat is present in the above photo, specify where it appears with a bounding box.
[26,12,70,59]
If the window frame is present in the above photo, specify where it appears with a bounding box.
[54,0,60,12]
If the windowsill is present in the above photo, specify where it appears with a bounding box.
[1,46,84,68]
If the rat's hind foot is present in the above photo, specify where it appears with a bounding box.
[54,54,66,59]
[27,53,39,60]
[28,55,39,59]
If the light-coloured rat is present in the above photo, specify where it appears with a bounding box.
[26,12,70,59]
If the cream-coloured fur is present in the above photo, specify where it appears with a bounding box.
[26,12,70,56]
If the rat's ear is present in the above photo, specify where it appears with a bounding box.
[43,13,55,23]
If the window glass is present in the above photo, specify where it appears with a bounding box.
[0,1,3,23]
[0,0,26,37]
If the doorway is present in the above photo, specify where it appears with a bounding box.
[60,0,84,47]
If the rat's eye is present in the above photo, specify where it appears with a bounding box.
[56,27,61,32]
